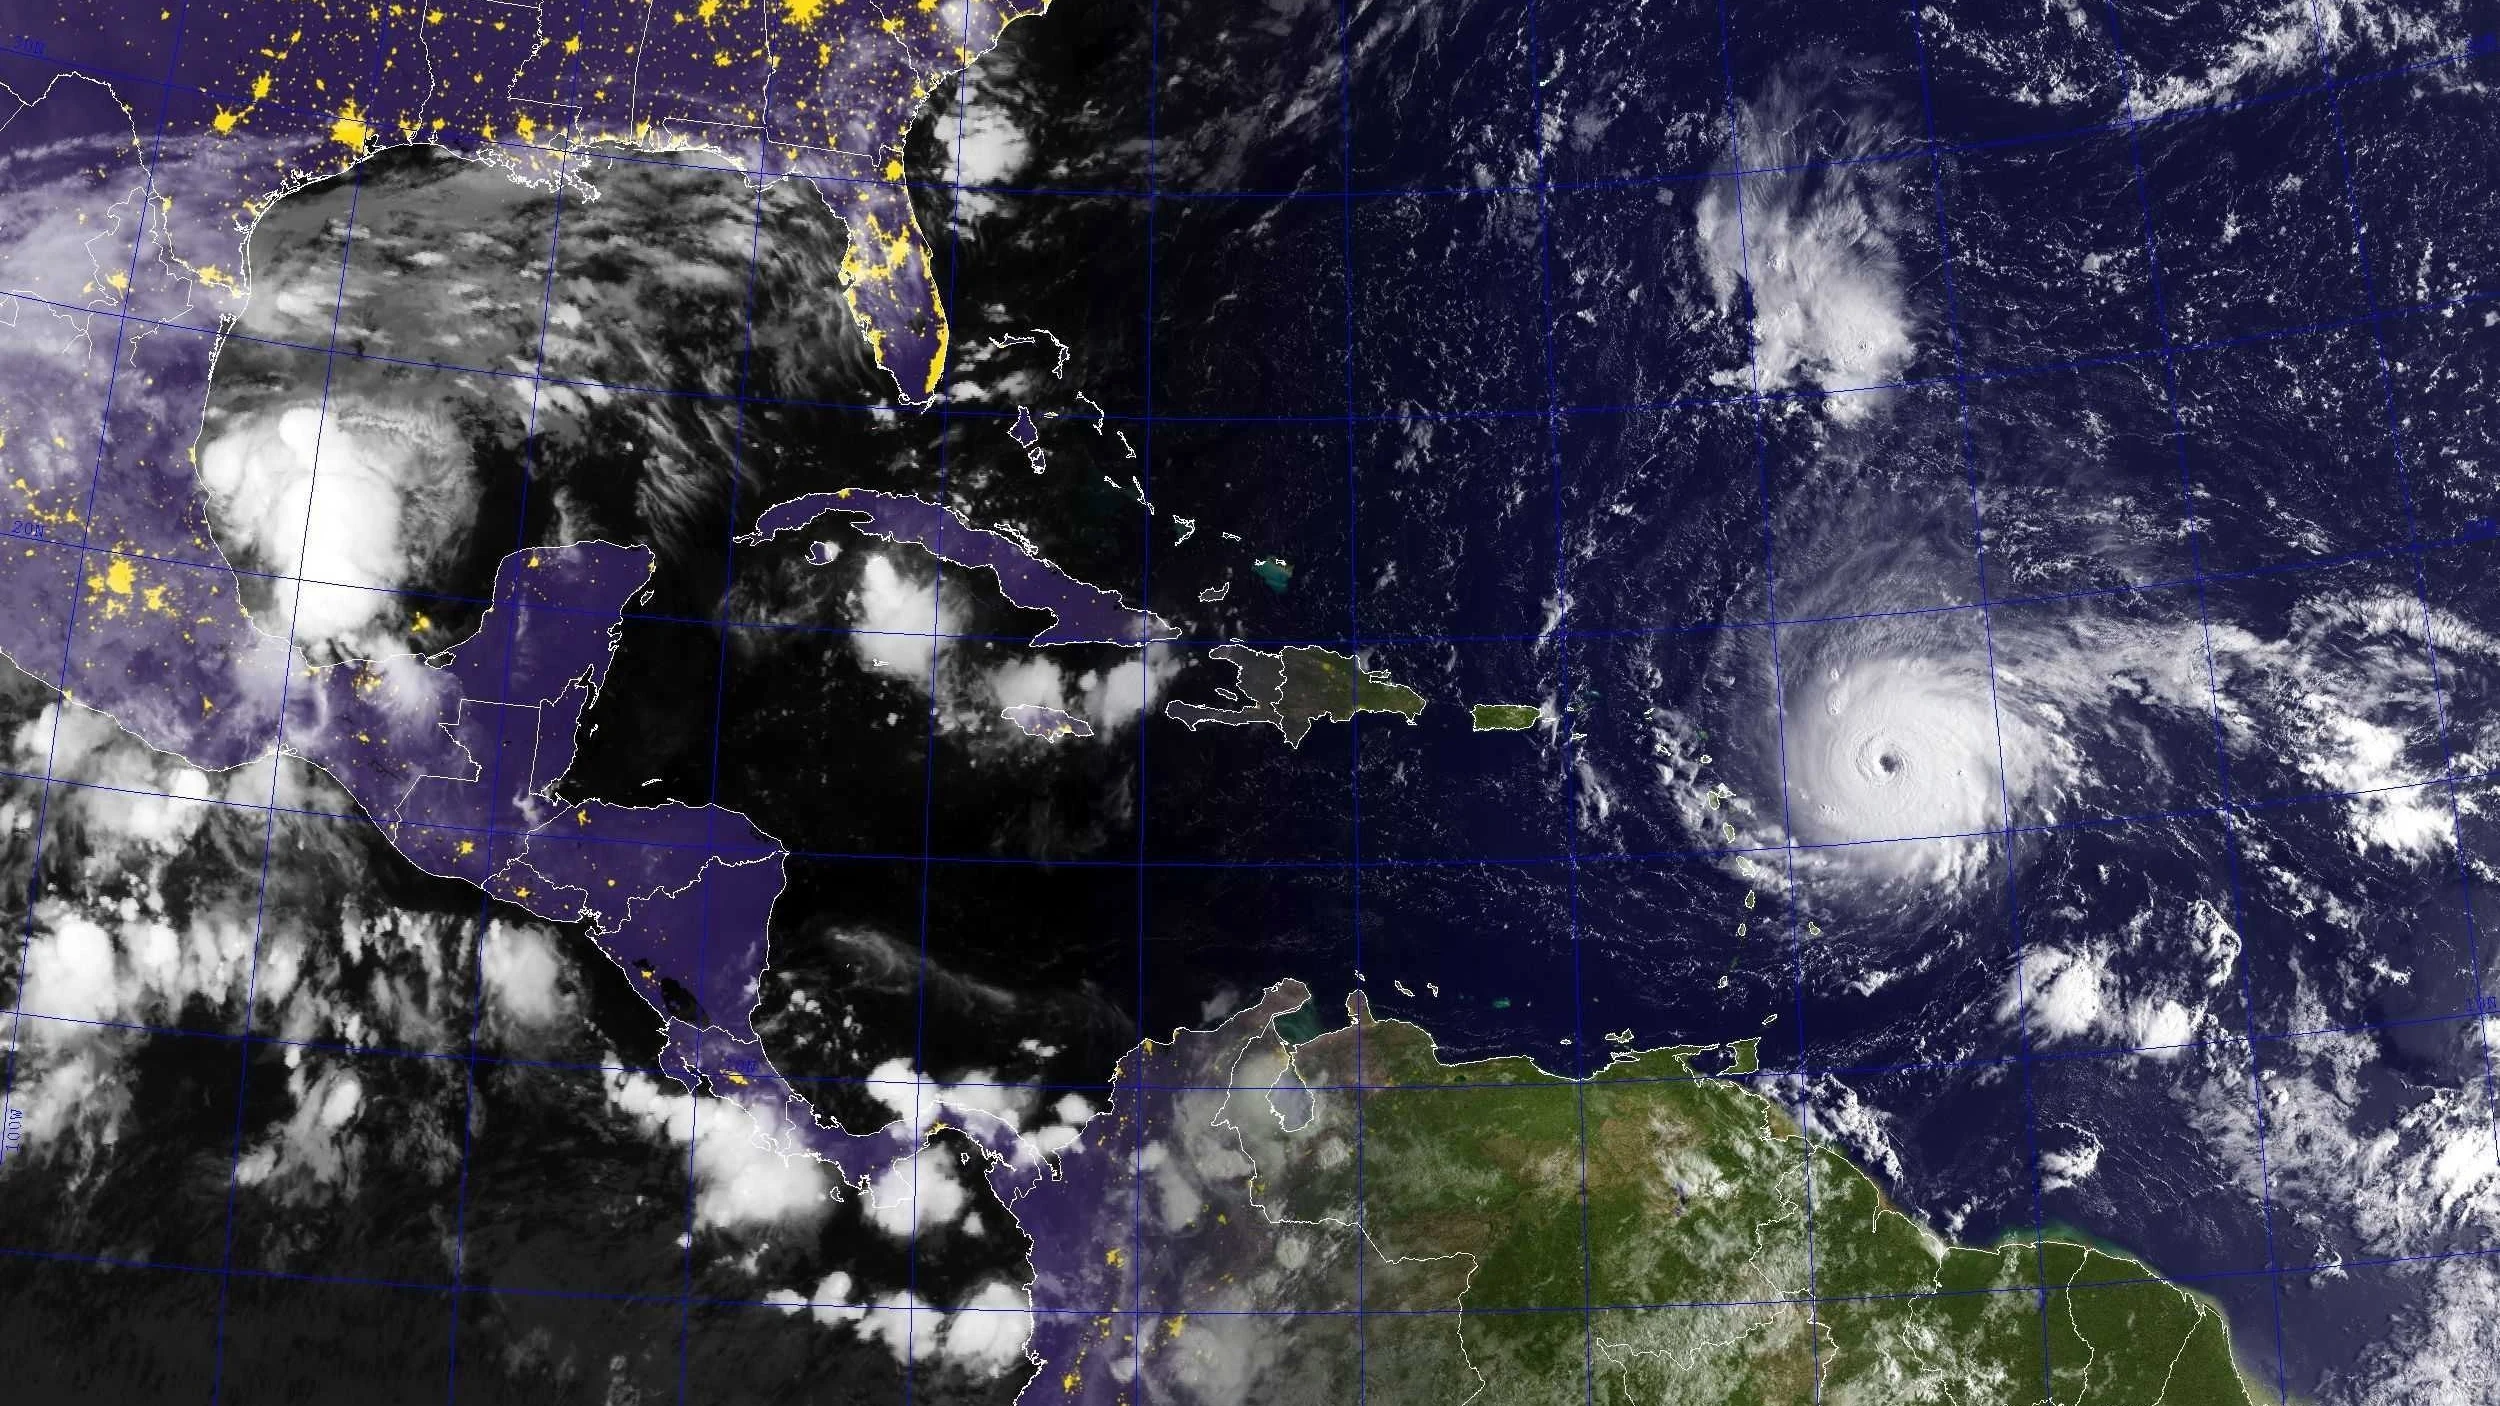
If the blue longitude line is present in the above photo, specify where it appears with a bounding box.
[900,0,983,1380]
[0,217,2495,446]
[1906,3,2060,1392]
[1333,0,1374,1392]
[4,23,2486,208]
[1705,0,1825,1394]
[2301,0,2500,1256]
[1519,0,1599,1396]
[25,1197,2500,1321]
[2094,1,2293,1397]
[440,41,594,1405]
[207,15,406,1400]
[10,717,2500,884]
[8,990,2495,1103]
[517,29,2471,201]
[2,454,2496,652]
[5,425,2500,656]
[26,983,2500,1091]
[1126,0,1162,1380]
[0,8,197,1183]
[672,14,785,1400]
[0,14,2489,1396]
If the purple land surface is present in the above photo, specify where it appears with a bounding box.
[1000,702,1093,739]
[10,0,1045,403]
[747,488,1178,645]
[0,7,1068,1219]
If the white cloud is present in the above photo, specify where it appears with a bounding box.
[16,702,216,848]
[1696,69,1916,416]
[767,1270,868,1327]
[8,1039,125,1154]
[478,921,568,1028]
[861,1056,928,1121]
[2125,2,2315,116]
[1032,1092,1095,1158]
[2027,947,2107,1041]
[14,897,259,1036]
[1078,653,1179,730]
[232,1063,366,1193]
[18,909,121,1023]
[2298,711,2450,860]
[198,404,406,647]
[850,553,950,678]
[2000,944,2211,1056]
[860,1056,1038,1135]
[694,1117,831,1228]
[865,1146,969,1238]
[2039,1131,2102,1192]
[606,1067,835,1229]
[1148,1139,1205,1231]
[2168,1023,2500,1404]
[983,655,1068,711]
[2124,997,2197,1052]
[768,1269,1026,1372]
[947,104,1030,187]
[861,1292,936,1362]
[939,1281,1036,1376]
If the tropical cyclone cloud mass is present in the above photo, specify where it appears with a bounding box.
[0,0,2498,1403]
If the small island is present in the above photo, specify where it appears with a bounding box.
[1470,702,1544,731]
[1000,704,1094,741]
[1168,643,1425,746]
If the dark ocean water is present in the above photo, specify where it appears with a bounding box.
[5,0,2499,1401]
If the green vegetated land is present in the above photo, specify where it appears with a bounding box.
[1242,996,2258,1406]
[1471,703,1543,731]
[1280,646,1425,728]
[1167,642,1426,745]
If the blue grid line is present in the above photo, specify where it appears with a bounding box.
[1335,0,1373,1395]
[7,459,2500,660]
[1710,0,1823,1391]
[1526,0,1601,1389]
[1906,3,2059,1393]
[0,459,2495,677]
[207,25,391,1400]
[15,1197,2495,1320]
[903,0,981,1382]
[1125,0,1163,1386]
[2096,2,2293,1396]
[665,56,786,1406]
[4,719,2497,882]
[0,253,2487,470]
[2,435,2499,662]
[0,19,2480,1390]
[4,25,2486,208]
[439,45,592,1406]
[10,995,2494,1104]
[0,13,199,1179]
[0,254,2484,437]
[2301,0,2500,1226]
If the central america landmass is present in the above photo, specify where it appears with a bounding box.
[0,29,2267,1404]
[0,0,1074,1211]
